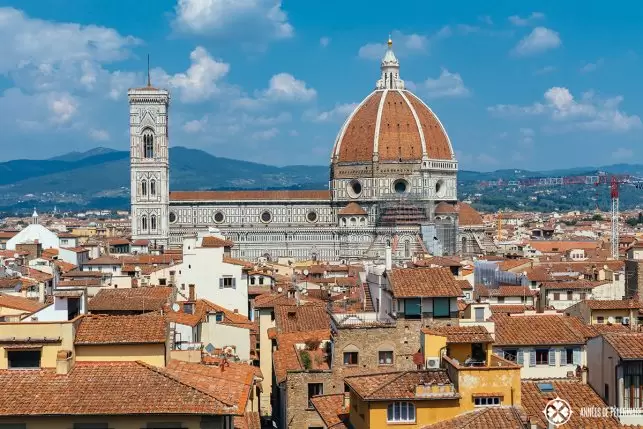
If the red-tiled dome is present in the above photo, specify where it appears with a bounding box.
[331,89,454,164]
[434,202,457,214]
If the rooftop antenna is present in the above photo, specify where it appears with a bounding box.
[147,54,151,87]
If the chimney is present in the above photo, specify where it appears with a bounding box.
[580,366,588,384]
[188,284,195,301]
[56,350,74,375]
[385,240,392,271]
[38,281,45,304]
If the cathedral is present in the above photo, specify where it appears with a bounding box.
[128,38,489,262]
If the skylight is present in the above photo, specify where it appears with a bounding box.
[537,383,555,393]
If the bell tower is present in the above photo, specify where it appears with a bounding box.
[128,73,170,248]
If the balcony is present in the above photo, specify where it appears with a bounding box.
[330,312,395,329]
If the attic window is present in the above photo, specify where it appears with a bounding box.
[215,312,224,322]
[537,383,555,393]
[183,303,194,314]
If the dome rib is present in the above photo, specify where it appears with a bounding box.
[372,89,389,158]
[332,91,383,163]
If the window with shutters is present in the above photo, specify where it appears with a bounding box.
[553,292,560,300]
[503,349,518,362]
[219,276,236,289]
[535,349,549,365]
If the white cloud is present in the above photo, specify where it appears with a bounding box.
[508,12,545,27]
[320,37,330,47]
[156,46,230,103]
[479,15,493,25]
[251,127,279,141]
[0,7,140,74]
[488,87,642,132]
[513,27,561,56]
[612,147,634,160]
[519,127,535,147]
[89,128,110,141]
[173,0,293,42]
[255,73,316,103]
[183,117,208,133]
[533,65,556,75]
[580,58,604,73]
[48,93,78,124]
[419,68,470,98]
[308,102,358,122]
[358,29,447,60]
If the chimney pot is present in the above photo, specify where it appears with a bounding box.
[56,350,74,375]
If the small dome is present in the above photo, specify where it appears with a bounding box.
[434,202,457,214]
[339,202,367,216]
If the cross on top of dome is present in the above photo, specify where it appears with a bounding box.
[377,36,404,90]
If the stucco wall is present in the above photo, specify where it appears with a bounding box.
[75,343,166,366]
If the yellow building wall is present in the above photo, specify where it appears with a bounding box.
[75,343,166,366]
[447,343,474,363]
[423,334,447,360]
[0,415,217,429]
[455,366,522,409]
[366,399,461,429]
[590,309,633,324]
[0,320,76,369]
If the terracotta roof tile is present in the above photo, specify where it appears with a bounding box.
[83,255,122,266]
[201,236,234,248]
[120,254,181,265]
[165,359,255,413]
[334,91,382,163]
[0,361,233,416]
[434,202,457,214]
[494,315,587,346]
[422,326,493,343]
[421,406,530,429]
[389,267,462,298]
[405,92,453,160]
[62,270,104,278]
[58,279,101,287]
[490,305,535,315]
[75,314,167,344]
[584,299,643,310]
[541,280,609,290]
[0,293,45,312]
[310,394,348,429]
[170,190,330,202]
[345,370,457,401]
[275,303,329,333]
[603,332,643,359]
[338,202,367,216]
[522,380,622,428]
[253,293,296,309]
[234,411,261,429]
[273,329,331,383]
[88,287,173,312]
[414,256,462,268]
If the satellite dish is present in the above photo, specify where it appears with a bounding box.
[171,303,180,312]
[277,287,283,293]
[303,269,309,276]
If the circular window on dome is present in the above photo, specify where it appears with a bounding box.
[393,179,409,194]
[213,211,225,223]
[169,212,177,223]
[260,210,272,223]
[307,211,318,223]
[435,179,445,197]
[347,180,362,198]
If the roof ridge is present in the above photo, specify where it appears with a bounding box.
[134,361,236,409]
[364,371,410,398]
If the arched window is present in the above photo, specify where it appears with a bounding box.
[387,402,415,423]
[150,214,157,231]
[150,179,156,196]
[141,180,147,196]
[141,215,148,231]
[143,131,154,158]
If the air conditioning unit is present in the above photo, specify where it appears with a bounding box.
[623,317,630,325]
[426,357,440,369]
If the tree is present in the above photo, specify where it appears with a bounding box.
[638,212,643,224]
[591,214,604,221]
[626,218,639,227]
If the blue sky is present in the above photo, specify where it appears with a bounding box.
[0,0,641,171]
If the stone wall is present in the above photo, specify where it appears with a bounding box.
[284,370,334,429]
[625,259,643,298]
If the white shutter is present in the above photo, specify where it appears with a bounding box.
[529,350,536,367]
[573,347,581,365]
[548,349,556,366]
[517,349,524,365]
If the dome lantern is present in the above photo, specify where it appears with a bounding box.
[377,36,404,90]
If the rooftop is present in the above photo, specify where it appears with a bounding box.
[603,332,643,360]
[493,315,586,346]
[88,287,173,312]
[75,314,167,345]
[422,325,493,344]
[345,370,459,401]
[388,267,462,298]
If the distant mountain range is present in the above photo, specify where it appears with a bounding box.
[0,146,642,212]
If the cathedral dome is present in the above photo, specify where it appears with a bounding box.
[331,38,454,165]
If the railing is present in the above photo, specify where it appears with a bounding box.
[174,341,203,351]
[330,312,395,327]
